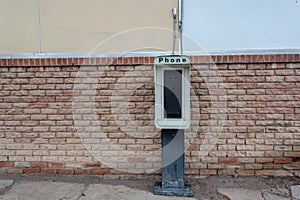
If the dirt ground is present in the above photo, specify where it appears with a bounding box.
[0,174,300,200]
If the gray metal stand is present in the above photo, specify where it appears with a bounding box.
[154,129,193,197]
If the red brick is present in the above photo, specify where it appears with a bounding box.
[255,170,274,176]
[274,158,293,164]
[57,169,74,175]
[263,164,282,170]
[229,64,246,70]
[75,169,91,174]
[59,58,65,65]
[227,55,234,63]
[218,169,235,175]
[256,108,275,114]
[31,162,48,168]
[275,54,282,62]
[228,114,246,120]
[79,58,86,65]
[221,55,228,63]
[49,162,65,168]
[227,77,246,83]
[41,168,57,174]
[287,54,294,62]
[236,170,254,176]
[62,58,67,65]
[1,59,8,66]
[275,69,294,75]
[256,158,274,163]
[219,158,237,163]
[292,157,300,162]
[84,163,101,168]
[264,151,282,157]
[145,57,150,64]
[257,55,265,62]
[91,169,110,175]
[24,168,41,174]
[0,162,13,167]
[248,64,266,70]
[286,77,300,82]
[199,169,217,176]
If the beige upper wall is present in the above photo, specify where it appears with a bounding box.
[0,0,177,54]
[0,0,38,53]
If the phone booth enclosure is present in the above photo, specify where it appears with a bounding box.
[154,56,190,129]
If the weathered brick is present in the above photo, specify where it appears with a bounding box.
[219,157,237,163]
[199,169,217,176]
[264,151,282,157]
[32,162,48,168]
[91,169,110,175]
[0,57,299,176]
[84,163,101,168]
[237,158,255,163]
[263,164,282,170]
[236,170,255,176]
[49,162,65,168]
[75,169,91,174]
[24,168,41,174]
[14,162,30,168]
[284,152,300,157]
[0,162,13,167]
[7,168,23,174]
[57,169,74,175]
[256,158,274,163]
[255,170,274,176]
[40,168,57,174]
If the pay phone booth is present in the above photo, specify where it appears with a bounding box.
[154,55,193,197]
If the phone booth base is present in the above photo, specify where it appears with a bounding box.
[153,129,193,197]
[154,182,193,197]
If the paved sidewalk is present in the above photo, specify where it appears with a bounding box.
[217,188,290,200]
[0,180,196,200]
[0,174,299,200]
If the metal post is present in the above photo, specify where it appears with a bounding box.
[178,0,183,55]
[172,8,177,55]
[154,129,193,197]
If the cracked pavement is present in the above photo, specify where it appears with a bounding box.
[0,175,299,200]
[217,188,290,200]
[0,180,196,200]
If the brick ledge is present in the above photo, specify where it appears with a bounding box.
[0,54,299,67]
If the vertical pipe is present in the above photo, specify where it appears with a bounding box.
[178,0,182,24]
[178,0,183,55]
[172,8,177,55]
[35,0,41,53]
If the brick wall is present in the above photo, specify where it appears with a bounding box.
[0,54,299,177]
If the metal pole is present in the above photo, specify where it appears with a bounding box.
[172,8,177,55]
[178,0,183,55]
